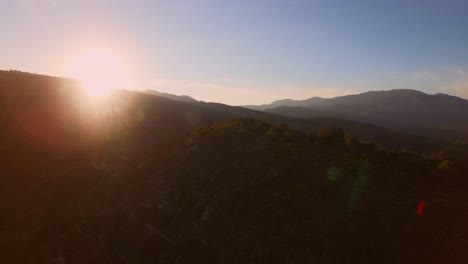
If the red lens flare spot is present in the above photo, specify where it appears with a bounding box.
[416,201,425,216]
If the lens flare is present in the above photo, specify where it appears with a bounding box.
[65,49,134,98]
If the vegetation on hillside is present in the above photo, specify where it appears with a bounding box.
[1,117,467,263]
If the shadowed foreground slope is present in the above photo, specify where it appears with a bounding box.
[1,118,468,263]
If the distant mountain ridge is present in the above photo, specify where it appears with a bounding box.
[244,96,325,111]
[246,89,468,141]
[245,89,467,110]
[143,89,198,103]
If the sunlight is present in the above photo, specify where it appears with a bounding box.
[65,49,134,99]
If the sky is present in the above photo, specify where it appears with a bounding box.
[1,0,468,105]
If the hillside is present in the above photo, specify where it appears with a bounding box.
[1,118,467,263]
[265,106,326,118]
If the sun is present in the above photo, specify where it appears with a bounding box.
[65,49,134,98]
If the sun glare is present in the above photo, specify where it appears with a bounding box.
[65,49,134,98]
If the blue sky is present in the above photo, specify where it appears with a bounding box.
[1,0,468,104]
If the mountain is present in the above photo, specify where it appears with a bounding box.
[0,71,446,154]
[244,96,325,111]
[143,89,198,103]
[247,89,468,141]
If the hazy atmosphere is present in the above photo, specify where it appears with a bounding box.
[1,0,468,104]
[2,1,468,263]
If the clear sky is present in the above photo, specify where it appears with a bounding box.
[1,0,468,105]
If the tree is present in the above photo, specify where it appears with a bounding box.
[318,127,345,145]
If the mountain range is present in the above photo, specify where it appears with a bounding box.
[2,70,468,263]
[245,89,468,141]
[1,71,457,153]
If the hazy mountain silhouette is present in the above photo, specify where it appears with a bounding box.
[246,89,468,141]
[0,71,446,153]
[244,96,325,111]
[143,89,198,103]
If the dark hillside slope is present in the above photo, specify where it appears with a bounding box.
[301,117,446,152]
[1,119,467,263]
[0,71,256,155]
[265,105,326,118]
[188,102,445,152]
